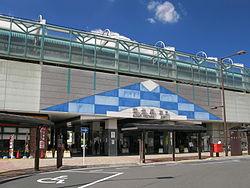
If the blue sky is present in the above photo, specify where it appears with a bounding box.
[1,0,250,66]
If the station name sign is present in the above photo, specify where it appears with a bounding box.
[132,108,170,120]
[107,107,187,120]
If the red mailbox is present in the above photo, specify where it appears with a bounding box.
[213,143,223,153]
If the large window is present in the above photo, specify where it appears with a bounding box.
[0,127,30,140]
[0,126,31,157]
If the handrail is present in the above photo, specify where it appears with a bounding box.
[0,14,249,92]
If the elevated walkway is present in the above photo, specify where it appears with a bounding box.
[0,15,249,92]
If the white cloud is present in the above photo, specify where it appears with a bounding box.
[91,29,132,41]
[147,1,159,11]
[147,18,156,24]
[147,1,180,24]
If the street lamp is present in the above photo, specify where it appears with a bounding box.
[218,50,247,156]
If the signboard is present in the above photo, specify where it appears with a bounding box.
[40,127,47,149]
[80,127,89,133]
[9,134,14,158]
[107,107,187,120]
[39,141,45,150]
[111,131,116,139]
[80,128,88,166]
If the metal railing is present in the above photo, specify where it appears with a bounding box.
[0,15,249,92]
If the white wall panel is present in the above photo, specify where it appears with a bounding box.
[0,61,6,109]
[225,90,250,123]
[0,59,41,112]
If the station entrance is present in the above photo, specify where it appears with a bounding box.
[119,130,208,155]
[51,117,209,157]
[53,122,107,157]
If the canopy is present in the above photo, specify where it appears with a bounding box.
[229,125,250,132]
[122,120,206,132]
[0,113,54,127]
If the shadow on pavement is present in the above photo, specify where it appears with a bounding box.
[106,176,174,182]
[146,156,209,163]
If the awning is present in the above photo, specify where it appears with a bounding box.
[0,113,54,127]
[230,126,250,132]
[122,120,206,132]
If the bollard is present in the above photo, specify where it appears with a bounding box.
[16,151,21,159]
[210,144,214,157]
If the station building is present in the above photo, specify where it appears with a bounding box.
[0,15,249,157]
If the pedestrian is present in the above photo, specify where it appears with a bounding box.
[94,140,99,155]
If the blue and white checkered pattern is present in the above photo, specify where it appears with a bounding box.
[44,81,220,121]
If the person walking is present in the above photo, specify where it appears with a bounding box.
[94,140,99,155]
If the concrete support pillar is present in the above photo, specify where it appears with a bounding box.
[105,119,118,156]
[210,123,223,143]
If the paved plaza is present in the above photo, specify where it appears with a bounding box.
[1,157,250,188]
[0,152,213,173]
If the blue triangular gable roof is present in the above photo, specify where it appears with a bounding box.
[44,81,221,121]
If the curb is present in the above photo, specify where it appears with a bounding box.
[176,155,250,164]
[0,163,139,185]
[0,173,36,185]
[1,155,249,184]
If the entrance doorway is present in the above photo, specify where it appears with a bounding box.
[119,132,139,155]
[66,122,106,157]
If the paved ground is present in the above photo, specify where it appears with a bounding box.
[1,157,250,188]
[0,152,213,173]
